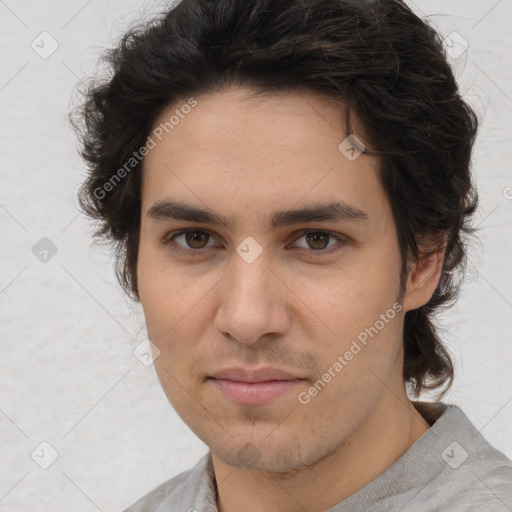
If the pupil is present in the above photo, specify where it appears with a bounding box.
[307,232,328,250]
[183,232,329,250]
[186,232,207,248]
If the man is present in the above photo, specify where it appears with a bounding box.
[72,0,512,510]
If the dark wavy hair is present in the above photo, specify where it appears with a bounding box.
[71,0,479,399]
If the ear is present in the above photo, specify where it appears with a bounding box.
[402,232,447,312]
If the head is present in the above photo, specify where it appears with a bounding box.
[72,0,478,472]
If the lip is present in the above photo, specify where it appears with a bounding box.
[208,367,305,405]
[210,367,302,382]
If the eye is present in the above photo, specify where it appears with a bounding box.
[291,230,347,254]
[162,229,216,254]
[161,229,347,256]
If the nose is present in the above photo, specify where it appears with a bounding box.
[213,249,291,345]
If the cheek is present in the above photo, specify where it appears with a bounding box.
[138,266,206,410]
[289,258,403,389]
[299,311,403,428]
[289,259,400,338]
[137,251,189,354]
[138,243,197,323]
[137,250,220,384]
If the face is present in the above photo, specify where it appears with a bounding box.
[137,87,409,472]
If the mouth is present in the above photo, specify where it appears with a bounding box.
[207,367,306,406]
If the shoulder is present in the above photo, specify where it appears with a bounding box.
[444,456,512,511]
[420,403,512,510]
[121,452,216,512]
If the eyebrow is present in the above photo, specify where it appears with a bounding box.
[146,199,369,230]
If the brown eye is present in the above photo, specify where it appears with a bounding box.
[163,230,215,253]
[292,230,347,255]
[183,231,210,249]
[305,232,330,250]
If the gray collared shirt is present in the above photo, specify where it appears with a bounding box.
[122,403,512,511]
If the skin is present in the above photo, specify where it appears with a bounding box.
[137,86,446,512]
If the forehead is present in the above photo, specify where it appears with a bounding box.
[148,87,355,160]
[141,87,387,227]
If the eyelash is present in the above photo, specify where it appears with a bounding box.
[160,229,348,256]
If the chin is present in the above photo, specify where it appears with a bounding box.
[212,436,332,474]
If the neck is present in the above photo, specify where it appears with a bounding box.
[212,389,430,512]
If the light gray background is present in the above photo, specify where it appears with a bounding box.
[1,1,511,510]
